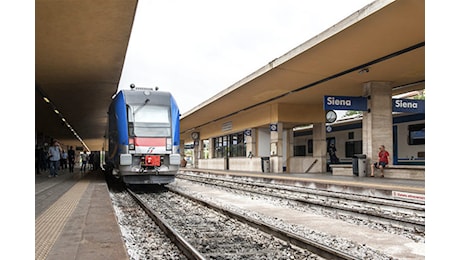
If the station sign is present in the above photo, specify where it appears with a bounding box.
[325,96,425,113]
[324,95,367,111]
[244,129,252,136]
[392,99,425,113]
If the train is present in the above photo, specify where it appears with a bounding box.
[104,84,181,185]
[293,112,425,167]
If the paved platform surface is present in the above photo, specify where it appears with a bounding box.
[35,168,129,260]
[34,166,425,259]
[180,168,425,201]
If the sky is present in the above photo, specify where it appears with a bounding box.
[118,0,376,114]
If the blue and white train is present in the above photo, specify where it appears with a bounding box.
[105,85,181,185]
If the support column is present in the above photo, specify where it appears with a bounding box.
[245,128,256,158]
[312,123,327,172]
[179,139,185,159]
[286,128,294,172]
[193,139,202,168]
[270,122,283,173]
[362,81,393,172]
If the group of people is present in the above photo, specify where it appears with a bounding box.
[35,139,97,177]
[328,142,390,178]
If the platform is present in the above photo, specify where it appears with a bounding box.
[34,166,425,259]
[179,168,425,203]
[35,168,129,260]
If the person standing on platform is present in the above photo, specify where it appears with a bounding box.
[328,143,340,164]
[48,140,62,177]
[370,144,390,178]
[80,151,89,172]
[36,145,41,175]
[61,149,68,170]
[39,146,48,173]
[68,146,75,173]
[89,152,94,171]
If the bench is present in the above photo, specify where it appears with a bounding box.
[330,164,425,180]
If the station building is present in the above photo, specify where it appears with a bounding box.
[179,0,425,176]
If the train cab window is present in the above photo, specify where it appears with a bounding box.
[131,105,171,137]
[408,123,425,145]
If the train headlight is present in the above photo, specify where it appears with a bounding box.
[166,138,172,151]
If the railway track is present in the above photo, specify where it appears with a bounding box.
[175,172,425,238]
[126,187,357,260]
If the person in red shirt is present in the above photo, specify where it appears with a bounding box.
[370,145,390,178]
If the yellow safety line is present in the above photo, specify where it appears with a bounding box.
[35,180,90,260]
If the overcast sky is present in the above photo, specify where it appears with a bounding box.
[118,0,375,114]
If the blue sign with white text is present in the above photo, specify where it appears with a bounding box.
[392,99,425,113]
[324,96,367,111]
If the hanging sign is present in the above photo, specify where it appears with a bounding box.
[324,95,367,111]
[392,99,425,113]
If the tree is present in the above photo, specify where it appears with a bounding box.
[343,110,362,117]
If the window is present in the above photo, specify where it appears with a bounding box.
[345,140,362,157]
[213,132,246,158]
[294,146,306,156]
[129,105,171,137]
[408,123,425,145]
[348,132,354,139]
[229,132,246,157]
[213,136,226,158]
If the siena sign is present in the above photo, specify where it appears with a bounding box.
[392,99,425,113]
[323,95,367,111]
[324,96,425,113]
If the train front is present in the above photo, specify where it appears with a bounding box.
[119,89,181,185]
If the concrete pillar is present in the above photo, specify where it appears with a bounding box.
[208,138,214,159]
[312,123,327,172]
[286,128,294,172]
[193,139,202,168]
[362,81,393,171]
[245,128,256,158]
[179,139,185,158]
[270,122,283,173]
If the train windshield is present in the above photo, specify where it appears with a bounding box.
[130,105,171,137]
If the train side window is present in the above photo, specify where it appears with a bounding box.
[408,123,425,145]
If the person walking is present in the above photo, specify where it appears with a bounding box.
[48,140,62,177]
[370,145,390,178]
[61,150,68,169]
[80,151,89,172]
[68,146,75,173]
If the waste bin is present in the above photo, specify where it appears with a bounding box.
[261,157,270,172]
[352,154,367,177]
